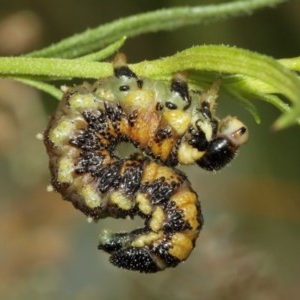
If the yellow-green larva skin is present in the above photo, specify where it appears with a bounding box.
[44,56,247,272]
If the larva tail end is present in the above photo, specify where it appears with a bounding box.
[109,247,162,273]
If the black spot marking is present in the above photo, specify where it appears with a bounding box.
[171,76,191,108]
[166,102,177,110]
[109,247,160,273]
[141,178,177,206]
[164,201,191,233]
[119,85,130,92]
[128,110,138,127]
[155,102,164,111]
[69,129,101,150]
[155,127,173,143]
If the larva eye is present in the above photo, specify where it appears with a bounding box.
[165,102,177,110]
[119,85,130,92]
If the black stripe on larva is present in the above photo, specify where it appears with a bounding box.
[109,247,160,273]
[82,110,107,133]
[99,228,165,273]
[69,129,101,150]
[188,129,209,151]
[154,127,173,143]
[153,240,181,267]
[107,234,183,272]
[75,150,105,175]
[104,102,124,123]
[140,178,177,206]
[94,155,145,195]
[118,160,144,195]
[96,160,123,193]
[128,110,138,127]
[163,201,192,233]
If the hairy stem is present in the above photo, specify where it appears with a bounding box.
[27,0,286,59]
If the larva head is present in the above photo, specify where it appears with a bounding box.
[218,116,249,147]
[196,115,249,171]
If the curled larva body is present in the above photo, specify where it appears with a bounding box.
[44,53,248,272]
[44,78,202,273]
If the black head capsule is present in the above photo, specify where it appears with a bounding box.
[197,116,249,171]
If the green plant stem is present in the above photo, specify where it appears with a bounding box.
[132,46,300,129]
[79,37,127,61]
[0,44,299,129]
[0,57,111,79]
[132,46,300,104]
[27,0,286,59]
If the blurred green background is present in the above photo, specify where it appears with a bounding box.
[0,1,299,299]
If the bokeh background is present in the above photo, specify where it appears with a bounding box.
[0,1,299,299]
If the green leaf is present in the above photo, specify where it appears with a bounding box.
[1,46,299,129]
[27,0,286,59]
[131,45,300,129]
[223,85,262,124]
[279,56,300,72]
[78,37,127,61]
